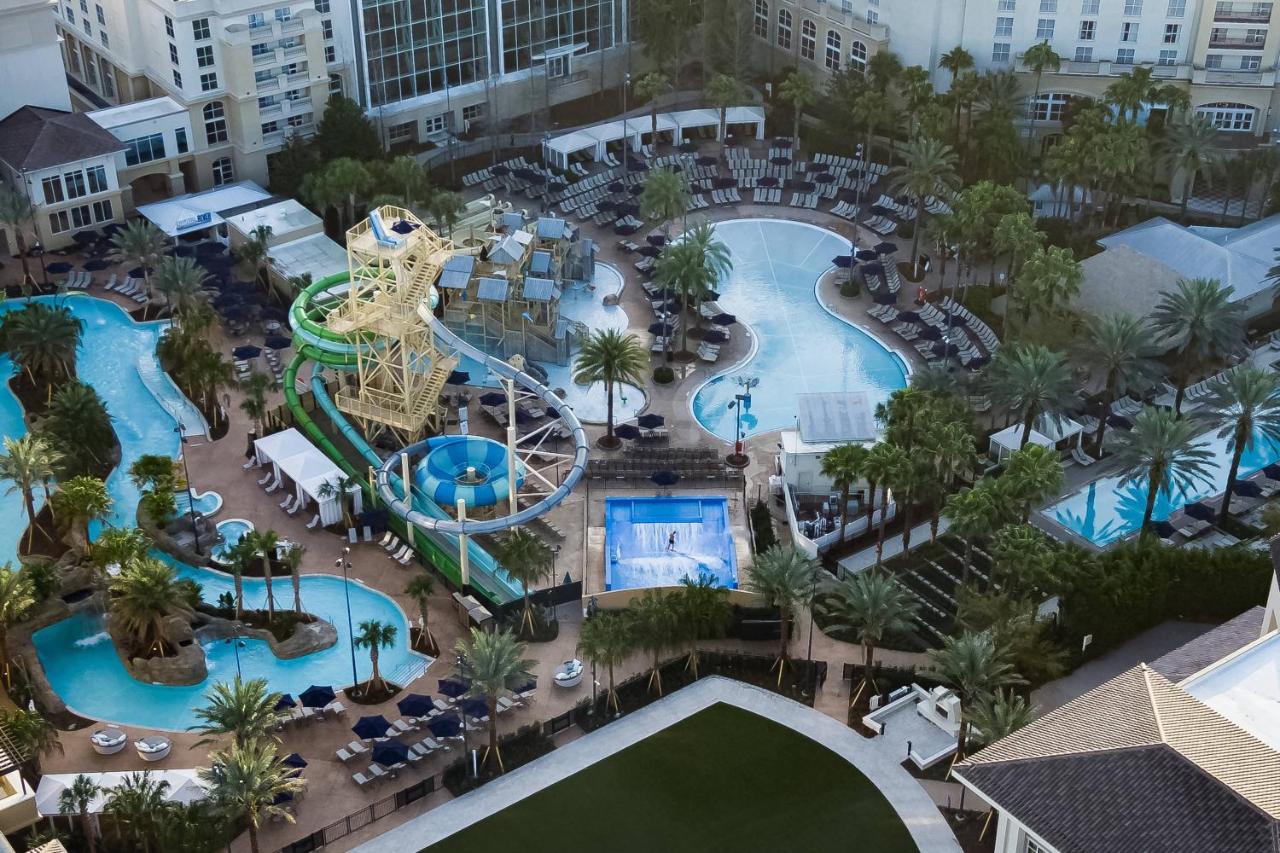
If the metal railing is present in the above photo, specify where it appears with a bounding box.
[275,776,436,853]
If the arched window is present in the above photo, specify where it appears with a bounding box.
[849,41,868,74]
[825,30,841,70]
[211,156,234,187]
[1029,92,1071,122]
[203,101,228,145]
[1195,101,1256,132]
[800,19,816,61]
[777,8,791,50]
[753,0,769,39]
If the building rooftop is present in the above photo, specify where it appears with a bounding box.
[225,198,322,240]
[1183,628,1280,753]
[0,105,123,171]
[795,392,875,445]
[86,96,185,130]
[267,232,347,284]
[1150,606,1266,684]
[136,180,273,237]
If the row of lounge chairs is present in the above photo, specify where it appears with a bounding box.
[60,271,92,289]
[876,194,918,221]
[710,188,742,205]
[105,274,149,303]
[831,201,860,220]
[752,188,783,204]
[939,297,1000,355]
[864,215,898,235]
[377,530,418,565]
[789,192,819,209]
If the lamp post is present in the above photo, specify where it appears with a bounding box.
[335,547,359,693]
[224,621,245,678]
[174,422,202,554]
[805,569,819,698]
[725,376,758,468]
[29,240,48,292]
[853,143,866,212]
[622,71,631,177]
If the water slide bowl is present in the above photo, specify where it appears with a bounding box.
[415,435,525,510]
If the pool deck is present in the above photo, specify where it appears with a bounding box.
[353,677,962,853]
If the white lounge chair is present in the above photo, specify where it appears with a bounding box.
[306,514,321,529]
[397,549,414,565]
[383,535,402,553]
[351,771,373,787]
[257,472,273,486]
[90,727,127,755]
[391,545,411,561]
[280,494,296,511]
[264,477,282,494]
[134,736,171,762]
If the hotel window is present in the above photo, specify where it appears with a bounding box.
[1123,0,1142,13]
[248,12,266,28]
[123,133,165,165]
[200,72,218,91]
[998,0,1016,9]
[1167,0,1185,14]
[169,43,179,64]
[1247,27,1267,44]
[777,9,792,49]
[388,121,414,142]
[288,113,308,128]
[193,18,210,39]
[255,69,275,85]
[849,40,868,73]
[94,4,103,24]
[463,103,484,121]
[825,30,841,69]
[164,14,173,36]
[800,19,816,61]
[1026,839,1051,853]
[41,176,64,204]
[1074,46,1093,61]
[252,43,273,58]
[1206,53,1224,66]
[172,70,182,88]
[65,6,74,24]
[324,45,336,63]
[82,18,90,35]
[49,210,70,234]
[1164,23,1180,41]
[1242,54,1262,68]
[175,127,188,153]
[211,156,234,187]
[274,6,292,21]
[92,199,113,222]
[100,30,108,48]
[1081,0,1099,11]
[866,9,878,23]
[1036,18,1055,39]
[314,0,329,10]
[1029,92,1070,121]
[1039,0,1056,10]
[992,42,1011,62]
[66,42,81,74]
[63,170,87,199]
[995,16,1013,37]
[1121,22,1139,40]
[261,120,279,135]
[754,0,768,38]
[204,101,228,144]
[1116,48,1135,63]
[70,205,92,229]
[424,113,447,133]
[321,19,333,39]
[196,45,214,67]
[1079,19,1095,38]
[83,54,97,86]
[328,72,342,95]
[86,165,107,193]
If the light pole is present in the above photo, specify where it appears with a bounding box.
[457,650,473,777]
[335,547,359,692]
[224,621,245,678]
[854,143,866,212]
[29,240,48,292]
[622,71,631,177]
[725,376,758,468]
[174,421,202,554]
[805,569,819,698]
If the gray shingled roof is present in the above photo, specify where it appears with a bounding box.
[1150,607,1265,684]
[0,106,124,171]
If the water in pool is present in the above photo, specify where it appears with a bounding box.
[175,489,222,518]
[605,497,737,591]
[211,518,254,561]
[690,220,909,441]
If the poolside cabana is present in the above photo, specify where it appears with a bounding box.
[988,425,1055,465]
[136,180,273,239]
[1032,413,1085,453]
[35,769,208,816]
[254,428,361,525]
[541,106,764,170]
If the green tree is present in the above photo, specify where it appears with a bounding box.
[0,435,61,551]
[152,256,211,319]
[92,527,150,569]
[939,47,975,138]
[109,219,167,299]
[577,611,632,715]
[50,475,111,550]
[628,591,678,695]
[109,555,194,656]
[267,134,320,199]
[104,771,169,853]
[1112,407,1215,535]
[41,380,114,476]
[639,167,690,235]
[455,627,534,770]
[986,344,1076,449]
[59,773,102,853]
[0,565,35,669]
[404,572,437,654]
[239,372,271,435]
[305,158,372,231]
[191,675,286,747]
[671,574,731,678]
[966,689,1033,748]
[2,302,83,388]
[819,570,919,709]
[199,740,304,853]
[820,443,869,544]
[778,70,817,150]
[1022,41,1062,144]
[1200,368,1280,521]
[314,94,382,161]
[633,71,672,147]
[573,329,648,448]
[706,73,746,153]
[493,529,551,637]
[354,619,397,694]
[1163,116,1222,219]
[632,0,696,75]
[1003,443,1064,524]
[1150,277,1246,415]
[246,528,280,623]
[1076,315,1163,454]
[427,190,464,236]
[992,211,1044,301]
[0,185,36,286]
[943,481,1006,582]
[225,539,257,622]
[890,137,960,276]
[923,631,1026,757]
[1018,246,1082,324]
[283,543,304,616]
[922,419,977,541]
[233,224,273,289]
[744,545,820,678]
[864,442,908,565]
[382,154,428,209]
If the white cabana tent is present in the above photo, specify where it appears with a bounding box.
[542,105,765,169]
[36,769,207,816]
[988,424,1055,465]
[1032,413,1084,450]
[254,428,361,526]
[136,180,272,238]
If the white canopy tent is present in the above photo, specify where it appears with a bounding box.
[988,424,1055,465]
[542,105,765,169]
[136,180,272,238]
[254,428,361,526]
[36,769,207,816]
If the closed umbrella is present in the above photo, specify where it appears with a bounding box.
[875,242,899,256]
[492,165,511,176]
[703,329,729,344]
[793,181,816,192]
[128,266,151,278]
[713,177,737,189]
[371,741,410,766]
[478,392,506,407]
[427,715,462,737]
[196,242,226,255]
[83,258,111,271]
[299,684,336,708]
[608,182,625,193]
[832,255,853,268]
[648,322,676,336]
[351,715,392,740]
[650,470,680,487]
[917,325,941,340]
[873,290,898,305]
[282,752,307,769]
[1184,502,1215,522]
[702,289,721,301]
[646,232,667,247]
[814,173,836,184]
[696,155,717,166]
[758,176,779,187]
[711,313,737,326]
[679,141,698,153]
[637,413,665,428]
[638,245,662,257]
[264,336,292,350]
[438,678,469,698]
[397,693,435,718]
[855,249,878,262]
[460,698,489,719]
[770,156,792,166]
[614,424,642,440]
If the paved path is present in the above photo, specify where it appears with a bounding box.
[354,677,963,853]
[837,519,950,574]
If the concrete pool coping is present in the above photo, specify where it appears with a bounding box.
[353,676,962,853]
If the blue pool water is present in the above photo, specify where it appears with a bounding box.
[690,220,909,441]
[32,553,428,730]
[176,489,222,518]
[0,353,40,563]
[211,518,254,561]
[604,497,737,591]
[1047,426,1280,546]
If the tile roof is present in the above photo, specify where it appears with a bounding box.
[0,106,124,171]
[1150,607,1266,684]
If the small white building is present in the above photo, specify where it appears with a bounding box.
[87,96,195,211]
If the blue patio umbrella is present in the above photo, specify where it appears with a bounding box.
[391,220,417,235]
[371,741,410,766]
[696,155,717,166]
[648,321,676,335]
[299,684,336,708]
[1153,520,1177,539]
[832,255,853,268]
[614,424,642,440]
[446,370,471,385]
[1264,464,1280,479]
[351,715,392,740]
[275,694,296,711]
[264,335,292,350]
[758,176,779,187]
[1236,480,1263,498]
[875,242,899,255]
[427,715,462,737]
[128,266,151,278]
[855,249,878,262]
[101,222,124,237]
[600,198,620,212]
[512,167,535,180]
[83,259,111,271]
[770,156,792,166]
[1184,502,1216,522]
[617,203,640,217]
[492,165,511,176]
[869,205,892,217]
[814,173,836,184]
[46,261,73,274]
[397,693,435,718]
[459,698,489,719]
[703,329,730,344]
[931,342,953,358]
[873,290,898,305]
[282,752,307,769]
[72,229,99,244]
[438,678,469,698]
[478,392,506,407]
[650,470,681,487]
[608,182,625,193]
[713,177,737,189]
[711,313,737,326]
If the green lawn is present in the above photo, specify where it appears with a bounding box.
[424,703,918,853]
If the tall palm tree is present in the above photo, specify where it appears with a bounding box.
[353,619,397,694]
[225,539,256,622]
[59,773,102,853]
[819,570,919,709]
[50,475,111,551]
[1150,278,1246,415]
[1112,407,1215,535]
[234,224,273,289]
[1105,66,1154,123]
[966,689,1033,749]
[942,482,1005,582]
[639,168,690,235]
[985,344,1076,448]
[199,740,304,853]
[405,572,437,654]
[939,46,975,92]
[427,190,464,236]
[1076,314,1163,454]
[923,631,1026,758]
[863,442,908,565]
[820,443,869,544]
[109,556,194,656]
[572,329,647,448]
[1022,41,1062,143]
[0,564,35,666]
[744,545,820,678]
[706,73,745,153]
[383,154,427,209]
[672,573,731,678]
[152,256,210,318]
[92,527,150,569]
[1162,116,1222,219]
[43,380,115,476]
[1002,443,1064,523]
[577,611,631,715]
[992,212,1045,317]
[1018,246,1081,323]
[493,529,551,637]
[633,71,672,147]
[0,185,36,286]
[190,675,286,747]
[247,528,280,622]
[321,157,372,230]
[0,435,61,550]
[104,771,169,853]
[854,89,894,174]
[3,302,84,387]
[282,543,304,616]
[628,591,678,695]
[778,69,816,150]
[238,373,271,436]
[923,420,976,541]
[1199,368,1280,521]
[455,627,533,770]
[110,219,167,299]
[890,137,960,276]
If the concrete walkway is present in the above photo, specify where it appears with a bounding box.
[837,519,950,574]
[354,677,962,853]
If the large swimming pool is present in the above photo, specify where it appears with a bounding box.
[1046,425,1280,547]
[604,497,737,591]
[690,220,909,441]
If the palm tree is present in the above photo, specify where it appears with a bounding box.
[628,591,678,695]
[493,529,551,637]
[890,137,960,276]
[427,190,464,236]
[1112,407,1215,535]
[190,675,286,747]
[943,483,1005,582]
[863,442,908,565]
[1163,116,1222,219]
[1022,41,1062,143]
[353,619,397,694]
[50,475,111,551]
[42,380,114,476]
[706,73,745,153]
[59,773,102,853]
[0,708,62,775]
[820,444,869,544]
[672,574,731,678]
[0,435,61,550]
[152,256,210,318]
[923,420,977,541]
[0,185,36,286]
[110,219,167,299]
[654,226,731,356]
[283,543,304,615]
[404,572,437,654]
[383,154,427,209]
[986,344,1076,449]
[745,545,820,679]
[939,46,975,92]
[234,224,273,289]
[778,69,816,150]
[321,157,372,230]
[3,302,84,387]
[199,740,304,853]
[455,627,533,770]
[92,527,150,569]
[633,71,672,147]
[104,771,169,853]
[1150,278,1246,415]
[109,556,194,656]
[247,528,280,622]
[854,89,894,174]
[639,168,690,235]
[819,570,919,710]
[1003,442,1064,523]
[239,372,272,435]
[1199,368,1280,521]
[923,631,1026,758]
[0,565,35,671]
[572,329,648,448]
[578,611,631,715]
[1076,315,1163,454]
[966,689,1033,749]
[1106,67,1154,123]
[225,539,256,622]
[1017,246,1081,324]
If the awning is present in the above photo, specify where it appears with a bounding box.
[37,769,208,815]
[989,424,1055,463]
[254,427,360,526]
